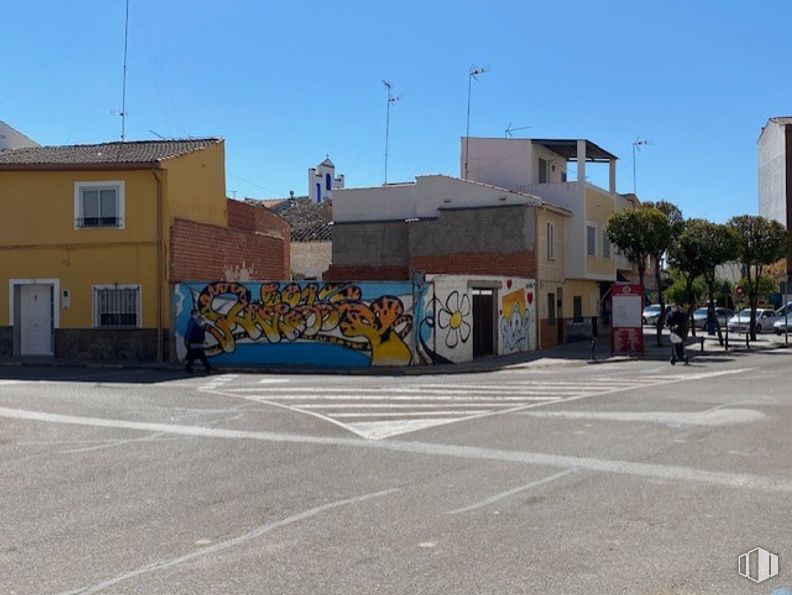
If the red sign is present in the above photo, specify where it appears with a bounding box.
[610,283,644,354]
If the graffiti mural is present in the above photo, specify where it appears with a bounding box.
[174,281,416,367]
[501,288,528,353]
[436,290,471,348]
[417,276,537,364]
[173,276,537,368]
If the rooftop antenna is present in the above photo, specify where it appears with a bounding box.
[632,137,651,195]
[383,80,402,185]
[119,0,130,141]
[504,123,532,138]
[464,64,491,179]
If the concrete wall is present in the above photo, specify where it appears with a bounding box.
[758,121,787,226]
[331,220,409,269]
[330,204,537,281]
[461,138,536,190]
[333,174,538,224]
[290,241,332,280]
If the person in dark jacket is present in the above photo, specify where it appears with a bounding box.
[185,309,212,374]
[667,304,689,365]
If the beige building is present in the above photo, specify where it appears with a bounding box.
[463,137,629,343]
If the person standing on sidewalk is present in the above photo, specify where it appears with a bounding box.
[667,304,689,365]
[184,309,212,374]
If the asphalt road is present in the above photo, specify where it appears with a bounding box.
[1,350,791,594]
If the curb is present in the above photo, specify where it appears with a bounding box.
[1,340,787,377]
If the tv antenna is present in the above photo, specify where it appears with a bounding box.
[504,123,531,138]
[119,0,130,141]
[632,137,651,195]
[383,80,403,185]
[464,64,491,179]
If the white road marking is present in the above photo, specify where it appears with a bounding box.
[57,488,399,595]
[520,408,766,426]
[332,410,496,418]
[2,406,790,494]
[447,469,577,514]
[298,403,516,409]
[252,395,562,402]
[258,378,291,384]
[0,380,24,385]
[206,368,753,440]
[225,387,592,394]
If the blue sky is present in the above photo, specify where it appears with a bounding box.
[2,1,790,221]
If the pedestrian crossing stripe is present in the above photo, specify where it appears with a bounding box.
[204,369,753,441]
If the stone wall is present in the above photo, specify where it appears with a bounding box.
[0,326,11,357]
[54,328,165,361]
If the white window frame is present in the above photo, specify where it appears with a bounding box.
[586,222,597,256]
[546,221,555,261]
[602,228,611,259]
[92,284,142,329]
[74,181,125,229]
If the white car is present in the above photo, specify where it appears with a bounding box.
[727,308,780,333]
[692,307,732,329]
[642,304,669,326]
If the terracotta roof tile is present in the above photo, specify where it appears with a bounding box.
[0,138,221,167]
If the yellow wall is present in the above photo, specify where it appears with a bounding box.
[0,143,228,330]
[537,209,566,285]
[0,169,159,327]
[563,279,600,318]
[584,186,616,278]
[163,140,227,229]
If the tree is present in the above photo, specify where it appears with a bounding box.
[667,219,715,337]
[607,200,681,346]
[605,209,653,288]
[668,221,738,341]
[727,215,789,340]
[642,201,683,345]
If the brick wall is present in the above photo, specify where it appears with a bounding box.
[409,249,536,279]
[171,218,288,281]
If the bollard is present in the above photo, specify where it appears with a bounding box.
[591,338,597,362]
[745,332,750,350]
[700,337,705,352]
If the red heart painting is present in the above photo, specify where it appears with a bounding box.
[526,291,534,304]
[506,279,513,289]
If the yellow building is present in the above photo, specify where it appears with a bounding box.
[0,138,289,361]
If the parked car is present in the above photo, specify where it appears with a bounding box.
[692,307,732,329]
[642,304,669,326]
[773,303,792,334]
[727,308,780,333]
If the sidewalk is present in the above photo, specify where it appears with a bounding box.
[0,329,788,376]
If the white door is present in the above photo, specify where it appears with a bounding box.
[20,284,53,355]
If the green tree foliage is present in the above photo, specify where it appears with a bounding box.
[607,202,679,345]
[642,201,681,344]
[728,215,789,339]
[668,220,738,339]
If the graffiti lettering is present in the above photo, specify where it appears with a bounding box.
[194,282,413,366]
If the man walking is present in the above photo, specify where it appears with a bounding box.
[185,309,212,374]
[667,304,689,366]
